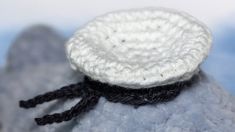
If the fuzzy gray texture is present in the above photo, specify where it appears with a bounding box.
[0,25,234,132]
[6,25,67,71]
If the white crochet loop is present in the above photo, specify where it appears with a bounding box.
[66,8,212,89]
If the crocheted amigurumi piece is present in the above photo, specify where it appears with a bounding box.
[19,7,212,126]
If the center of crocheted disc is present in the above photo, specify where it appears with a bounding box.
[85,12,205,67]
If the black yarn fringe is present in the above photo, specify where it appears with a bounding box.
[19,73,200,126]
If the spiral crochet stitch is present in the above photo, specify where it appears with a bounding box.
[66,8,212,88]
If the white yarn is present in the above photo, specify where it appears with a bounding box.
[66,7,212,89]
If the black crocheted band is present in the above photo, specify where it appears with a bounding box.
[19,72,200,126]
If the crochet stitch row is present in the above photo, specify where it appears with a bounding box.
[66,8,212,88]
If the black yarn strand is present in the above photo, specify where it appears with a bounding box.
[19,73,199,126]
[19,83,83,109]
[84,74,198,106]
[35,89,100,125]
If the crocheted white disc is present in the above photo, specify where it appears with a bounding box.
[66,8,212,89]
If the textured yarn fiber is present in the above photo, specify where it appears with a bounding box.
[66,8,212,88]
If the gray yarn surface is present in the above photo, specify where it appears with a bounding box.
[6,25,67,71]
[0,25,234,132]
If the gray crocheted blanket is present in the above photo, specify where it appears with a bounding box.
[0,25,234,132]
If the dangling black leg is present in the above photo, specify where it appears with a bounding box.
[18,74,199,126]
[19,83,84,109]
[35,90,100,125]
